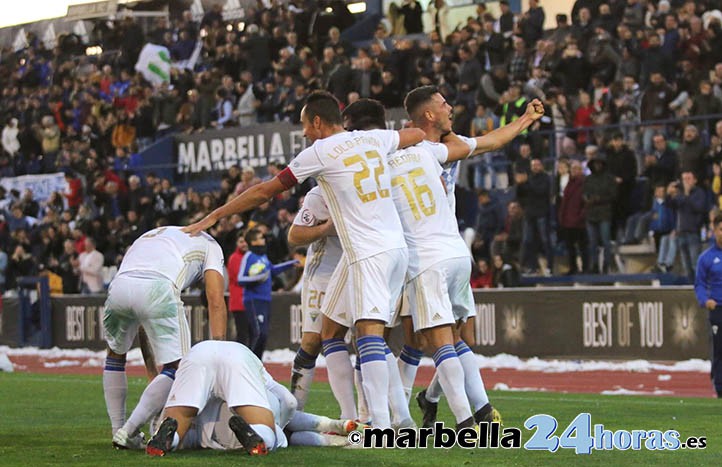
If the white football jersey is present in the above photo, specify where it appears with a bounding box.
[292,186,343,281]
[433,135,476,213]
[117,226,225,290]
[289,129,406,264]
[388,142,470,279]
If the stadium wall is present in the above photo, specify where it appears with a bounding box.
[0,287,706,360]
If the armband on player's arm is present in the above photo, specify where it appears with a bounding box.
[277,167,298,189]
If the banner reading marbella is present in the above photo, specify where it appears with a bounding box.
[174,107,410,179]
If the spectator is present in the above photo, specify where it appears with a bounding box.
[640,71,674,154]
[678,125,707,182]
[644,133,678,189]
[605,132,638,241]
[474,189,504,261]
[400,0,424,34]
[227,232,249,345]
[492,254,521,287]
[668,172,707,280]
[55,238,80,294]
[2,118,20,157]
[470,258,494,289]
[237,228,297,359]
[516,158,553,275]
[584,155,617,273]
[78,237,104,294]
[558,160,588,274]
[491,201,524,264]
[633,184,677,273]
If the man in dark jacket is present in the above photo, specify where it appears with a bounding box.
[559,161,588,274]
[643,133,677,188]
[475,189,504,261]
[605,132,638,242]
[516,158,553,274]
[668,171,707,280]
[677,125,707,182]
[583,155,617,273]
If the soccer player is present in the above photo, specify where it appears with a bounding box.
[343,98,490,428]
[103,226,227,449]
[402,85,544,426]
[184,91,424,428]
[146,340,361,456]
[286,187,346,414]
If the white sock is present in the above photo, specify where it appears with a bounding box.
[425,372,442,403]
[357,336,390,428]
[103,357,127,435]
[354,359,370,423]
[289,431,347,446]
[250,424,277,450]
[456,341,489,411]
[385,346,412,427]
[322,338,357,420]
[434,345,472,423]
[291,348,317,411]
[123,371,175,436]
[397,345,422,403]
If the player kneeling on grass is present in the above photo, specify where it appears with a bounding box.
[146,340,361,456]
[103,226,227,449]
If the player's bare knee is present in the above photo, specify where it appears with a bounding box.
[300,332,322,355]
[355,319,386,337]
[320,320,347,341]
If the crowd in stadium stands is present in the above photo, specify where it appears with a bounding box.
[4,0,722,295]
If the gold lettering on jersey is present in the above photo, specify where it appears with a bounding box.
[326,137,381,159]
[388,151,421,169]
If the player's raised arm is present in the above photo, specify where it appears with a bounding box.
[288,219,335,247]
[470,98,544,156]
[183,176,291,235]
[204,269,227,340]
[397,128,425,149]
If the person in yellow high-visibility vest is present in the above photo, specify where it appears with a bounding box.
[497,83,528,134]
[496,83,528,182]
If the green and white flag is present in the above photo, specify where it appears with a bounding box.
[135,43,172,86]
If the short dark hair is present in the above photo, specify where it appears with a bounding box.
[404,85,438,121]
[303,90,342,125]
[342,98,386,130]
[244,227,263,244]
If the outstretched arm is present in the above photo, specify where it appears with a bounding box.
[184,176,290,235]
[444,99,545,163]
[398,128,426,148]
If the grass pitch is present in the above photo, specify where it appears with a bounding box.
[0,372,718,466]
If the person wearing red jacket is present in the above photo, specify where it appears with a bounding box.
[558,160,588,274]
[227,233,248,344]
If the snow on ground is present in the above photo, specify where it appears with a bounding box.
[600,388,674,396]
[1,346,710,373]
